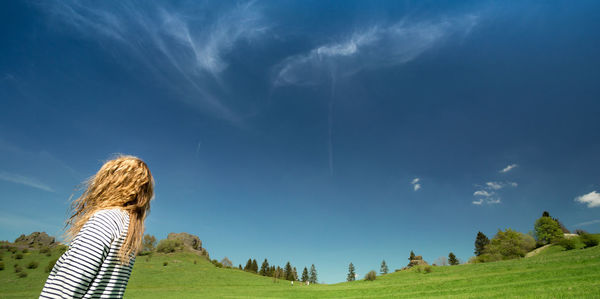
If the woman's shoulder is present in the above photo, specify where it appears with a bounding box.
[91,209,130,231]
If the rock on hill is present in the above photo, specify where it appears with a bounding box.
[167,232,202,250]
[14,232,57,248]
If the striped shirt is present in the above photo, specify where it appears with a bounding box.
[40,209,135,298]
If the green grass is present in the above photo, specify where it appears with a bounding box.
[1,244,599,298]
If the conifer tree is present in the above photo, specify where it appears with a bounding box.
[284,262,293,281]
[244,259,252,271]
[309,264,318,284]
[259,259,269,276]
[347,263,356,281]
[251,259,258,273]
[474,231,490,256]
[238,264,242,270]
[409,250,415,261]
[292,267,298,281]
[448,252,459,265]
[301,267,309,282]
[380,260,388,274]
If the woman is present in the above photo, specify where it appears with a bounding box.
[40,155,154,298]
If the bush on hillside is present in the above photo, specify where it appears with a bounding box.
[27,261,39,269]
[477,229,536,262]
[364,270,377,281]
[557,237,577,250]
[40,247,50,254]
[15,253,23,259]
[0,261,4,270]
[9,247,17,253]
[15,265,23,273]
[534,216,564,245]
[17,271,27,278]
[211,259,223,268]
[46,259,58,273]
[163,262,168,266]
[156,239,184,253]
[579,232,599,248]
[22,248,29,253]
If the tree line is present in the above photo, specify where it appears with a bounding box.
[239,258,318,283]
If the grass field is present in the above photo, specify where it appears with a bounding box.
[1,243,599,298]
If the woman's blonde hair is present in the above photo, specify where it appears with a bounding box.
[66,155,154,264]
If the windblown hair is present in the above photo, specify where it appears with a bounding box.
[66,155,154,264]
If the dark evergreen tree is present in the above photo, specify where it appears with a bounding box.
[542,211,550,217]
[448,252,459,265]
[474,231,490,256]
[347,263,356,281]
[292,267,298,281]
[259,259,269,276]
[380,260,389,274]
[244,258,252,271]
[409,250,415,261]
[301,267,309,282]
[276,266,283,279]
[284,262,293,281]
[269,265,275,277]
[238,264,242,270]
[251,259,258,273]
[309,264,318,284]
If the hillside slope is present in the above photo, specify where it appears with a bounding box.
[2,245,599,298]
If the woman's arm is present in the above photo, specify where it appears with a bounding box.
[40,212,116,298]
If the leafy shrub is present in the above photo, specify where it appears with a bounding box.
[579,232,599,248]
[27,261,39,269]
[364,270,377,281]
[40,247,50,254]
[211,259,223,268]
[476,229,536,262]
[535,216,564,245]
[17,271,27,278]
[15,265,23,273]
[156,239,184,253]
[46,259,58,273]
[15,253,23,259]
[163,262,168,266]
[424,266,432,273]
[0,261,4,270]
[193,260,197,265]
[22,248,29,253]
[9,247,17,253]
[45,252,51,257]
[57,245,68,253]
[557,237,577,250]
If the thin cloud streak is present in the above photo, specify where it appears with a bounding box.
[273,15,479,86]
[500,164,518,173]
[40,1,268,124]
[0,171,54,192]
[411,177,421,191]
[573,219,600,227]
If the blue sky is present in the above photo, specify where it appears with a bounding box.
[1,0,600,283]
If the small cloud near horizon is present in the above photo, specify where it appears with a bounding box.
[572,219,600,227]
[411,177,421,191]
[575,191,600,208]
[500,164,518,173]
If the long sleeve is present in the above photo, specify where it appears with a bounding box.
[40,210,127,298]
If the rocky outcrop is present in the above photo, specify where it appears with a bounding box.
[402,255,429,270]
[14,232,56,248]
[167,232,202,251]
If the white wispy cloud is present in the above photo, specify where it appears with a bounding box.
[273,15,479,86]
[486,181,504,190]
[40,1,268,124]
[575,191,600,208]
[472,180,517,206]
[411,177,421,191]
[0,171,54,192]
[500,164,518,173]
[474,190,492,197]
[573,219,600,227]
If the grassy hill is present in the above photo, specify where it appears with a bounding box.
[2,244,599,298]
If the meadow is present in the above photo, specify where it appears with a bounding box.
[1,241,599,298]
